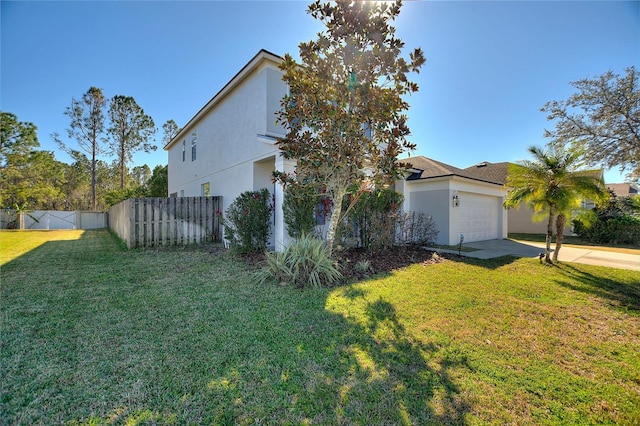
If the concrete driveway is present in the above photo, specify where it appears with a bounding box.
[429,239,640,272]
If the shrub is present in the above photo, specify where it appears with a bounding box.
[348,188,404,250]
[256,235,342,288]
[572,191,640,245]
[282,182,320,239]
[224,189,273,253]
[574,215,640,245]
[396,211,439,246]
[104,186,147,207]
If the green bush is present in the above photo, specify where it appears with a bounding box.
[283,182,320,239]
[256,235,342,288]
[574,214,640,245]
[104,186,147,207]
[348,188,404,250]
[224,189,273,253]
[572,191,640,245]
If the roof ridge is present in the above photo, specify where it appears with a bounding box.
[399,155,504,185]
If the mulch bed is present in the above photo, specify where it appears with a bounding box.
[336,246,447,281]
[236,245,449,284]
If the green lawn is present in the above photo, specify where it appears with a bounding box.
[2,230,639,425]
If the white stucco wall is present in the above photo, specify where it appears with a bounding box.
[167,58,287,231]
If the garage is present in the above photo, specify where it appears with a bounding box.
[398,156,508,246]
[454,193,501,242]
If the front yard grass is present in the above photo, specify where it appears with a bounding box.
[1,230,639,425]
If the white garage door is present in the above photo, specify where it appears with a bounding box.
[455,194,500,243]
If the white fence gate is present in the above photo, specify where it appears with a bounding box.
[0,210,108,230]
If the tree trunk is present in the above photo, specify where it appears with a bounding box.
[120,144,126,189]
[91,139,97,211]
[325,186,345,255]
[553,213,566,263]
[545,206,555,263]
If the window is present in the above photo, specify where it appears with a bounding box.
[201,182,210,197]
[362,122,373,140]
[191,131,197,161]
[180,190,184,197]
[315,197,331,225]
[182,140,185,162]
[169,192,177,198]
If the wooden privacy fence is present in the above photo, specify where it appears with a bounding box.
[109,197,222,249]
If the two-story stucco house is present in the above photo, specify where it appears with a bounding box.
[165,49,509,248]
[164,50,296,248]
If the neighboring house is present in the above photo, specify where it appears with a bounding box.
[165,50,513,248]
[397,157,508,245]
[607,183,638,197]
[465,161,603,236]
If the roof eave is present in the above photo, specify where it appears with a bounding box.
[164,49,283,151]
[408,173,504,186]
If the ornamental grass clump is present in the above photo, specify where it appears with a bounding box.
[256,234,342,288]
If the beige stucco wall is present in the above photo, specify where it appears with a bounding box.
[508,203,573,235]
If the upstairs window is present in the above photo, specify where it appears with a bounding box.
[191,131,197,161]
[182,140,186,162]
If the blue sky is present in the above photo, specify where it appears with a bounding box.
[2,1,638,183]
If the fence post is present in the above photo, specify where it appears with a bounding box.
[130,199,137,249]
[195,196,202,244]
[168,197,175,245]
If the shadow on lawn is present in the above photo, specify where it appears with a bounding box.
[3,234,473,425]
[205,286,473,424]
[554,263,640,313]
[443,253,521,270]
[323,290,472,424]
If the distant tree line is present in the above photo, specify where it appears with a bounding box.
[1,87,177,211]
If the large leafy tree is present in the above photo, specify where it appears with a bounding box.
[0,112,40,207]
[146,165,168,197]
[276,0,425,253]
[541,67,640,180]
[107,95,156,189]
[131,164,152,187]
[505,145,607,263]
[54,87,108,210]
[0,112,39,165]
[2,149,68,210]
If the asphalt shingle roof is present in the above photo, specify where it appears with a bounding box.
[607,183,638,197]
[398,156,505,185]
[463,161,511,185]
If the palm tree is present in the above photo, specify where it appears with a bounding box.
[505,145,607,263]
